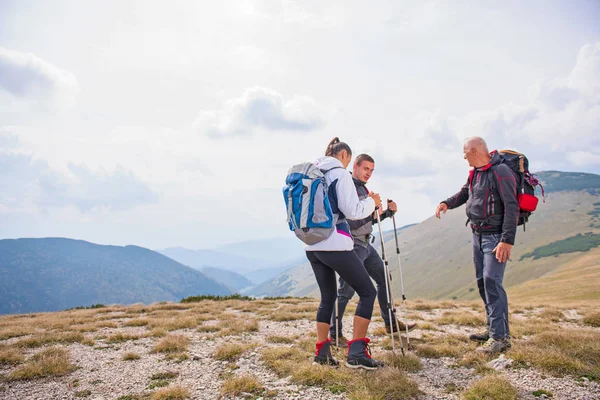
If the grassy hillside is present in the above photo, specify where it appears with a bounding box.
[0,238,231,314]
[509,248,600,304]
[253,171,600,301]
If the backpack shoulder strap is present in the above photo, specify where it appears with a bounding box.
[319,166,344,174]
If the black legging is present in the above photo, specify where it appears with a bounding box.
[306,250,377,323]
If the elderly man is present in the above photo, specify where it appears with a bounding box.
[435,137,518,353]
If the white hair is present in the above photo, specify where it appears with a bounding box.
[464,136,489,154]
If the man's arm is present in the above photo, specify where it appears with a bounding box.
[494,165,519,245]
[436,178,469,219]
[347,214,373,230]
[372,208,394,224]
[442,179,470,210]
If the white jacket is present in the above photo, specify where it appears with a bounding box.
[305,156,376,252]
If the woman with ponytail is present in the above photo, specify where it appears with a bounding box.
[306,137,384,370]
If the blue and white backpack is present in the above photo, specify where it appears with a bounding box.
[283,162,339,245]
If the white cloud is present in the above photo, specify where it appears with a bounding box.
[0,47,79,110]
[566,151,600,167]
[458,41,600,168]
[193,86,326,138]
[0,152,158,213]
[0,130,20,148]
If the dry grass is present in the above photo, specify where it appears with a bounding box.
[214,343,255,361]
[0,346,24,365]
[262,345,420,399]
[267,312,308,322]
[372,326,387,336]
[152,335,189,353]
[417,322,440,331]
[94,321,118,328]
[74,389,92,398]
[8,347,76,381]
[415,334,476,358]
[219,318,259,336]
[14,332,92,348]
[461,375,517,400]
[220,374,265,398]
[411,302,436,311]
[147,317,199,331]
[165,352,189,362]
[436,311,484,327]
[583,311,600,327]
[262,347,307,376]
[266,335,295,344]
[71,324,99,333]
[0,326,36,340]
[122,352,141,361]
[510,319,556,339]
[148,303,192,312]
[509,329,600,379]
[150,371,178,380]
[296,338,317,353]
[107,333,142,343]
[233,303,262,313]
[149,386,190,400]
[537,308,565,323]
[148,328,167,338]
[347,368,421,400]
[456,353,494,374]
[197,324,221,333]
[380,352,423,373]
[124,319,150,327]
[288,362,355,393]
[282,304,319,313]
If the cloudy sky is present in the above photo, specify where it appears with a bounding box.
[1,0,599,250]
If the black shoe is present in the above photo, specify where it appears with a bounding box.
[469,329,490,343]
[346,338,384,370]
[313,340,339,366]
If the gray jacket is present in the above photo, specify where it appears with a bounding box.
[347,176,394,247]
[442,151,519,245]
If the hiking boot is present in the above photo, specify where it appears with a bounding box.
[385,320,417,334]
[330,335,348,348]
[476,337,511,354]
[469,329,490,343]
[313,339,339,366]
[346,338,384,370]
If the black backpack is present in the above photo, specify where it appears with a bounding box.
[496,150,545,229]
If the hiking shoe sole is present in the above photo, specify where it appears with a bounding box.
[345,361,379,370]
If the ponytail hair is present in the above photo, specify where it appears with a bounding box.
[325,137,352,157]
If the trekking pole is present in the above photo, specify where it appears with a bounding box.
[390,207,411,349]
[375,207,405,355]
[334,272,339,348]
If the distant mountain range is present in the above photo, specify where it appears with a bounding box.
[4,170,597,315]
[200,267,253,292]
[250,171,600,300]
[158,238,306,286]
[0,238,230,314]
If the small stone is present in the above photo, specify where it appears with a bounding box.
[487,354,513,370]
